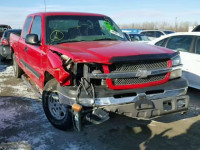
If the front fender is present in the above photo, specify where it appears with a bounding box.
[46,50,71,86]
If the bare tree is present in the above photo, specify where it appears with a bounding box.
[120,21,198,32]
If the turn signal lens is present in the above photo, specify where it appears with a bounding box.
[170,69,182,79]
[72,103,82,112]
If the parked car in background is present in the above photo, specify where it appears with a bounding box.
[0,24,11,40]
[0,29,21,61]
[128,33,150,43]
[140,30,174,40]
[149,32,200,89]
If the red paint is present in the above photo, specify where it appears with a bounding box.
[10,12,175,90]
[51,41,173,64]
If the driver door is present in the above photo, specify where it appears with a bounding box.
[24,16,44,87]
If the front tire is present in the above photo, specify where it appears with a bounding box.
[42,79,72,130]
[12,53,23,78]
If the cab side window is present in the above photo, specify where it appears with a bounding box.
[31,16,42,42]
[22,17,33,39]
[166,36,193,52]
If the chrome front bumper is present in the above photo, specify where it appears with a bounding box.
[78,87,187,106]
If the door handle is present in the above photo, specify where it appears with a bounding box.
[25,47,28,52]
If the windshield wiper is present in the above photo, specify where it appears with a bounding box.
[92,38,119,41]
[51,39,87,45]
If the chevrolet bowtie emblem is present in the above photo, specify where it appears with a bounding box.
[136,69,151,78]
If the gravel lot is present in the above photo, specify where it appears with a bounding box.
[0,57,200,150]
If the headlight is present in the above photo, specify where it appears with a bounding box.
[170,55,182,79]
[172,55,181,66]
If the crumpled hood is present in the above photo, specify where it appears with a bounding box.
[49,41,174,64]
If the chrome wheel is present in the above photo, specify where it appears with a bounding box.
[48,92,67,120]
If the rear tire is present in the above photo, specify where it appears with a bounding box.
[42,79,72,130]
[12,53,23,78]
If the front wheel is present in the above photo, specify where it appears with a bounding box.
[42,79,72,130]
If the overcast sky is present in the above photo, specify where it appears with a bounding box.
[0,0,200,28]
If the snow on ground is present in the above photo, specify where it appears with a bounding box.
[1,61,200,150]
[0,63,93,150]
[0,65,13,76]
[0,65,36,98]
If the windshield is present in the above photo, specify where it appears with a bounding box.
[45,15,126,45]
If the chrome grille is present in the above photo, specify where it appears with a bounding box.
[109,60,168,73]
[109,60,169,86]
[112,74,167,85]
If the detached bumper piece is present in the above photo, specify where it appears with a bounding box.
[103,95,189,119]
[86,108,110,124]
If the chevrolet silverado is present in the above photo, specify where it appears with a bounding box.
[10,12,189,131]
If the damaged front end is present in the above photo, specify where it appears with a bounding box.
[56,53,189,131]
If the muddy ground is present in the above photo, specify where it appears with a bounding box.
[0,57,200,150]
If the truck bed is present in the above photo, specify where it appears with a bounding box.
[9,33,20,55]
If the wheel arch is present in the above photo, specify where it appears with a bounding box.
[43,71,54,87]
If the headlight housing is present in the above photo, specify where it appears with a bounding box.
[172,55,181,66]
[170,55,182,79]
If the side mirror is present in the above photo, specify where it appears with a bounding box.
[25,34,40,45]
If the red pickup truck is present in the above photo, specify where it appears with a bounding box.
[10,12,189,131]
